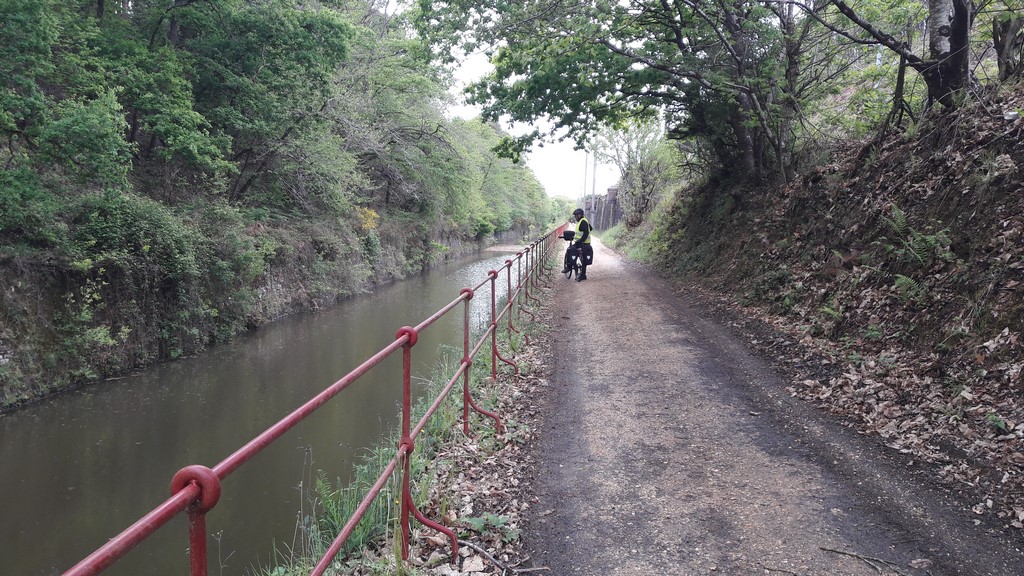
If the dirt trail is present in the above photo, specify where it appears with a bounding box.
[523,239,1024,576]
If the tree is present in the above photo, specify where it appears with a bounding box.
[993,12,1024,81]
[417,0,856,183]
[826,0,974,108]
[0,0,58,159]
[177,1,353,200]
[593,119,677,228]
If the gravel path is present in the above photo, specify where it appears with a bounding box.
[522,238,1024,576]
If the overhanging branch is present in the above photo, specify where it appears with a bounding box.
[784,0,883,46]
[827,0,924,64]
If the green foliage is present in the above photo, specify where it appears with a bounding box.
[473,216,495,239]
[109,40,232,173]
[462,512,520,543]
[37,90,134,187]
[862,324,884,341]
[175,1,353,199]
[56,274,134,378]
[363,229,383,260]
[819,301,843,321]
[185,1,352,138]
[275,130,361,215]
[56,189,206,366]
[883,205,910,237]
[753,268,796,310]
[598,222,625,248]
[986,412,1010,434]
[0,167,60,245]
[594,119,680,228]
[68,189,199,281]
[314,455,398,557]
[418,0,835,181]
[260,345,515,574]
[0,0,58,136]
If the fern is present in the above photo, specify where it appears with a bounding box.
[894,274,923,302]
[883,205,955,267]
[818,297,842,320]
[883,206,909,238]
[907,231,931,266]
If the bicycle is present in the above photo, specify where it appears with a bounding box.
[561,230,581,280]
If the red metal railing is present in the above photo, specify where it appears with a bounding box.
[64,227,563,576]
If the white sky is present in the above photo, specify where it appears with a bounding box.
[447,55,619,202]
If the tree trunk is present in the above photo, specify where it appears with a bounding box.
[927,0,953,56]
[920,0,973,107]
[993,16,1024,81]
[779,1,802,182]
[127,109,140,144]
[733,93,758,178]
[723,8,760,180]
[168,18,181,46]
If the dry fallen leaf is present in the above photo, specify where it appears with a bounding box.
[461,555,485,572]
[425,535,449,547]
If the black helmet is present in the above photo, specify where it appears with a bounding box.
[573,208,584,216]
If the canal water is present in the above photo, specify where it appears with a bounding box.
[0,246,524,575]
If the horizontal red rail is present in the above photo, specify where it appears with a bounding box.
[64,228,561,576]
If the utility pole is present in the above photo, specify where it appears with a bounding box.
[591,153,597,228]
[580,151,589,212]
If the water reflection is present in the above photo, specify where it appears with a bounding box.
[0,247,520,575]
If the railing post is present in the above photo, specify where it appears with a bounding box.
[504,259,518,337]
[518,247,539,330]
[524,248,534,340]
[394,325,458,562]
[186,511,208,576]
[516,252,523,306]
[461,288,503,433]
[495,262,519,375]
[488,271,499,380]
[536,237,544,282]
[541,236,548,274]
[528,245,534,284]
[525,244,541,306]
[542,235,550,274]
[536,238,544,282]
[523,247,531,302]
[170,466,221,576]
[395,326,417,560]
[461,288,473,435]
[540,235,552,277]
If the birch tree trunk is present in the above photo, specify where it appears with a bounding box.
[928,0,953,57]
[923,0,973,107]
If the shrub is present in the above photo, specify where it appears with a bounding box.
[0,167,61,246]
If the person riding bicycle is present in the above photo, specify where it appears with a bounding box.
[562,208,593,281]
